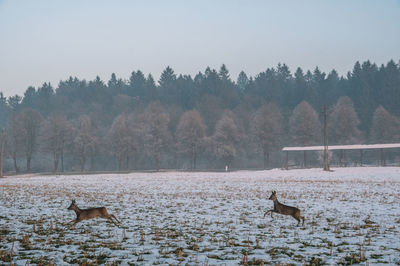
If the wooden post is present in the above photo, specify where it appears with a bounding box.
[0,129,5,178]
[339,150,343,167]
[323,105,330,171]
[286,151,289,170]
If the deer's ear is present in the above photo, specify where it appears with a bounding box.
[273,191,276,194]
[72,199,76,203]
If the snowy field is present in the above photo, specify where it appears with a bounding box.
[1,167,400,265]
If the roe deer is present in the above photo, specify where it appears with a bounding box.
[264,191,305,226]
[67,200,120,227]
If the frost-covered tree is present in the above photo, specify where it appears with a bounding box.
[328,96,362,145]
[41,114,74,173]
[109,114,130,170]
[289,101,321,146]
[213,110,240,167]
[74,115,98,171]
[108,113,141,171]
[289,101,321,167]
[370,105,400,143]
[7,115,23,173]
[141,101,171,170]
[17,108,43,172]
[0,129,5,177]
[327,97,362,166]
[176,110,206,170]
[252,103,283,169]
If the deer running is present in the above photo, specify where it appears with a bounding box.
[264,191,305,226]
[67,200,120,227]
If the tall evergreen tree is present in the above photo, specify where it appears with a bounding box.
[0,92,9,130]
[237,71,249,92]
[128,70,147,99]
[22,86,38,109]
[37,82,54,116]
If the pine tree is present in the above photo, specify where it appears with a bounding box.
[237,71,249,92]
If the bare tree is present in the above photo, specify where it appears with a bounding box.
[328,96,362,145]
[41,114,74,173]
[74,115,98,172]
[176,110,206,170]
[140,101,171,170]
[127,114,143,170]
[252,103,283,169]
[213,110,240,168]
[108,113,140,171]
[7,115,22,173]
[370,105,400,143]
[0,129,5,177]
[17,108,43,172]
[289,101,321,167]
[328,97,362,166]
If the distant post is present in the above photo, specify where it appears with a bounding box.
[285,151,289,170]
[323,105,330,171]
[0,129,5,178]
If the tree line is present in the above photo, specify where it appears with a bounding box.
[0,59,400,173]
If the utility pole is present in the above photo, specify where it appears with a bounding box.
[0,129,5,178]
[323,105,330,171]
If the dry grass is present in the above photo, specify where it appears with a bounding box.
[0,169,399,264]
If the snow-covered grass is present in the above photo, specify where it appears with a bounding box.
[1,167,400,265]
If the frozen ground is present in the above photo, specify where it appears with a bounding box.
[0,167,400,265]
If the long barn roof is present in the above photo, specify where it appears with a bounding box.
[282,143,400,151]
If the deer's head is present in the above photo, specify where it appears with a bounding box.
[67,200,77,210]
[269,191,277,200]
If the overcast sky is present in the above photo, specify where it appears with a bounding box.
[0,0,399,96]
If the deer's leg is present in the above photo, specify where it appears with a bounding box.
[264,210,273,217]
[293,213,303,226]
[107,215,119,226]
[65,218,78,226]
[264,210,275,218]
[63,220,73,228]
[67,219,79,229]
[110,214,120,224]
